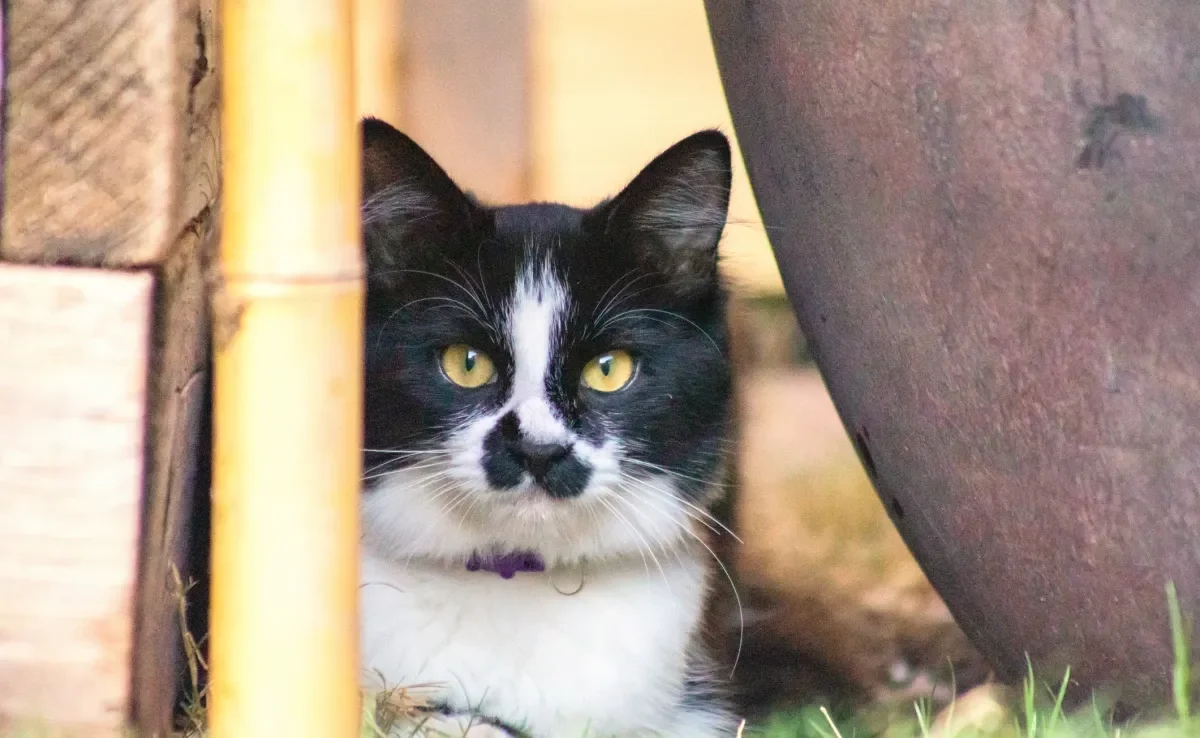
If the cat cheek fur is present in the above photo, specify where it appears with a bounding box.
[357,118,741,736]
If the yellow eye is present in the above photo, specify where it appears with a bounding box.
[581,350,635,393]
[440,345,497,388]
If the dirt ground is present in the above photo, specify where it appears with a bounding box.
[726,367,991,716]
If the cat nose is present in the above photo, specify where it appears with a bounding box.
[509,439,571,480]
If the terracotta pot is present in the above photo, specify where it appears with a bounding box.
[706,0,1200,708]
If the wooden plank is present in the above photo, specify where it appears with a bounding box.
[131,228,213,736]
[128,0,219,730]
[1,0,6,216]
[1,0,217,267]
[0,0,218,731]
[0,265,154,734]
[176,0,221,260]
[401,0,531,203]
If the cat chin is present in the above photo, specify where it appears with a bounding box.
[359,465,705,569]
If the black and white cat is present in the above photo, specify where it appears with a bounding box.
[358,118,740,737]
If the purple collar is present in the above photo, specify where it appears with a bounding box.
[465,550,546,579]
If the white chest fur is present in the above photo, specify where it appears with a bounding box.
[360,548,719,737]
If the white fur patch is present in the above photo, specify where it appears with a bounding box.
[360,546,732,737]
[362,463,705,568]
[505,262,571,445]
[359,256,738,736]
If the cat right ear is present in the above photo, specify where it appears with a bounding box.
[592,130,732,298]
[360,118,479,279]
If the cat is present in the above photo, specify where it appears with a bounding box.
[358,117,741,737]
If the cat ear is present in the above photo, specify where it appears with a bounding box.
[360,118,480,280]
[596,130,732,295]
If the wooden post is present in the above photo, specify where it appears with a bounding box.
[0,267,154,732]
[0,0,218,734]
[1,1,5,215]
[209,0,363,736]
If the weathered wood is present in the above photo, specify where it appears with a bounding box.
[0,265,154,734]
[401,0,531,203]
[0,0,220,732]
[176,0,221,259]
[131,228,213,736]
[128,1,219,731]
[2,0,217,266]
[1,1,6,215]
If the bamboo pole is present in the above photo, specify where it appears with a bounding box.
[211,0,362,735]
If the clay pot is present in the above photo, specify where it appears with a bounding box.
[705,0,1200,709]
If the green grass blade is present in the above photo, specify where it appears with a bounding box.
[1167,581,1192,733]
[1025,654,1039,738]
[1047,666,1072,734]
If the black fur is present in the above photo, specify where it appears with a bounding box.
[361,117,734,504]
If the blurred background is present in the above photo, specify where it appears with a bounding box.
[356,0,989,721]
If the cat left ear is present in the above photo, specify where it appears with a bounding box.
[596,130,733,295]
[360,118,481,282]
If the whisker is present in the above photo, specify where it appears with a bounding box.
[580,496,605,556]
[454,487,488,534]
[679,519,745,678]
[373,295,491,351]
[403,488,472,572]
[601,308,723,356]
[605,492,674,596]
[419,481,463,512]
[619,456,721,487]
[361,460,451,482]
[373,268,490,320]
[591,267,642,322]
[362,462,418,481]
[620,476,724,539]
[593,269,655,326]
[619,464,743,544]
[362,454,448,473]
[361,452,449,475]
[595,495,655,582]
[613,485,690,573]
[614,481,742,676]
[473,241,494,315]
[446,259,492,316]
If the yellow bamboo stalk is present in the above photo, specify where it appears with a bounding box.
[354,0,404,125]
[211,0,362,735]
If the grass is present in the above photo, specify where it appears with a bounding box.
[753,583,1198,738]
[2,582,1196,738]
[2,561,1194,738]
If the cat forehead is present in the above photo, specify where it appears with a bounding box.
[475,203,644,307]
[432,203,595,288]
[492,202,586,239]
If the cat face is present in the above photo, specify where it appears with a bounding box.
[359,119,733,565]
